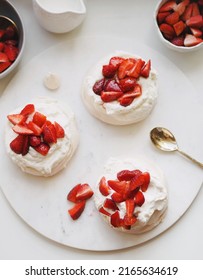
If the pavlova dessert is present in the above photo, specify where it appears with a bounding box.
[82,51,158,125]
[94,157,168,234]
[5,97,79,177]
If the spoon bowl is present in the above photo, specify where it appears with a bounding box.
[150,127,203,168]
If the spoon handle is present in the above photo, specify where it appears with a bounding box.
[178,149,203,168]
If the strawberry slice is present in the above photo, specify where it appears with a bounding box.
[12,124,34,135]
[123,199,137,226]
[118,84,142,106]
[93,78,105,95]
[103,198,119,211]
[117,58,135,79]
[165,11,180,25]
[181,3,193,21]
[159,23,176,39]
[68,201,86,220]
[33,111,47,127]
[4,44,18,62]
[157,11,171,24]
[0,61,11,73]
[43,123,57,143]
[127,59,145,79]
[104,79,122,92]
[100,91,123,102]
[117,169,142,181]
[10,135,27,154]
[140,60,151,78]
[130,173,145,191]
[54,121,65,138]
[118,77,137,93]
[108,180,127,194]
[34,142,50,156]
[75,183,94,201]
[29,135,41,147]
[109,56,125,68]
[123,214,137,226]
[110,211,122,227]
[22,136,29,156]
[27,121,42,136]
[171,35,185,46]
[0,52,9,62]
[159,1,177,12]
[67,184,82,203]
[20,104,35,116]
[0,42,4,52]
[134,191,145,207]
[99,176,111,196]
[186,15,203,28]
[190,27,202,37]
[99,206,111,217]
[102,64,117,78]
[173,20,186,36]
[184,33,203,46]
[141,172,150,192]
[7,114,26,125]
[111,191,125,203]
[174,2,186,16]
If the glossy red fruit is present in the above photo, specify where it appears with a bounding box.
[54,121,65,138]
[75,183,94,201]
[33,111,47,127]
[34,142,50,156]
[109,56,125,68]
[68,201,86,220]
[117,169,141,181]
[107,180,127,194]
[43,123,57,143]
[100,91,123,102]
[117,58,135,79]
[159,1,177,12]
[127,59,145,79]
[29,135,41,147]
[20,104,35,116]
[141,172,150,192]
[12,124,34,135]
[10,135,27,154]
[93,78,105,95]
[4,44,18,61]
[103,198,119,211]
[110,211,122,227]
[118,77,137,93]
[99,206,111,217]
[0,61,11,73]
[130,173,145,191]
[104,79,122,92]
[111,191,125,203]
[7,114,26,125]
[102,64,117,78]
[134,191,145,207]
[27,121,42,136]
[99,176,111,196]
[140,60,151,78]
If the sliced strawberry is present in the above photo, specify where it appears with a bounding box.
[0,52,9,62]
[7,114,26,125]
[111,191,125,203]
[0,42,4,52]
[130,173,145,192]
[110,211,122,227]
[134,191,145,207]
[186,15,203,28]
[181,3,193,21]
[0,61,11,73]
[43,123,57,143]
[22,136,29,156]
[103,198,119,211]
[117,169,141,181]
[159,23,176,40]
[140,60,151,78]
[12,124,34,135]
[20,104,35,116]
[174,2,186,16]
[157,11,171,24]
[127,58,145,79]
[34,142,50,156]
[29,135,41,147]
[123,214,137,226]
[173,20,186,36]
[190,27,202,37]
[75,183,94,201]
[27,121,42,136]
[125,198,135,217]
[54,121,65,138]
[99,206,111,217]
[93,78,105,95]
[184,33,203,46]
[159,1,177,12]
[67,183,82,203]
[109,56,125,68]
[104,79,122,92]
[102,64,117,78]
[117,58,135,79]
[32,111,47,127]
[119,77,137,93]
[100,91,123,102]
[10,135,26,154]
[118,85,142,107]
[108,180,127,194]
[171,35,185,46]
[68,201,86,220]
[191,2,200,16]
[141,172,150,192]
[165,11,180,25]
[99,176,111,196]
[4,44,18,62]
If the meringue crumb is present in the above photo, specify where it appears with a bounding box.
[43,72,60,90]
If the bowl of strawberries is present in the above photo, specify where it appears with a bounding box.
[0,0,24,79]
[155,0,203,52]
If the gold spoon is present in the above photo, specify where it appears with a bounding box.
[0,15,18,37]
[150,127,203,168]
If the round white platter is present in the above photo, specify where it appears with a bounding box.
[0,36,202,251]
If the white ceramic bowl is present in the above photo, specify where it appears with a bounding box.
[32,0,86,33]
[0,1,25,79]
[154,0,203,52]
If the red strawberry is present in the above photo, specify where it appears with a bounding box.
[54,121,65,138]
[12,124,34,135]
[117,58,135,79]
[0,52,9,62]
[191,2,200,16]
[118,94,135,107]
[173,20,186,36]
[102,64,117,78]
[93,78,105,95]
[174,2,186,16]
[159,1,177,12]
[130,173,145,191]
[99,206,111,217]
[134,191,145,207]
[165,11,180,25]
[108,180,127,194]
[21,136,29,156]
[27,121,42,136]
[140,60,151,78]
[43,123,57,143]
[34,142,50,156]
[123,199,137,226]
[75,183,94,201]
[0,42,4,52]
[111,192,125,203]
[127,59,145,79]
[29,135,41,147]
[141,172,150,192]
[159,23,176,39]
[103,198,119,211]
[123,214,137,226]
[20,104,35,116]
[119,77,137,93]
[181,3,193,21]
[171,35,185,46]
[68,201,86,220]
[7,114,26,125]
[157,11,171,24]
[0,61,11,73]
[100,91,123,102]
[109,56,125,68]
[67,184,82,203]
[184,33,203,46]
[190,27,202,37]
[33,111,47,127]
[117,169,141,181]
[186,15,203,28]
[104,79,122,92]
[10,135,27,154]
[99,176,111,196]
[110,211,122,227]
[4,44,18,62]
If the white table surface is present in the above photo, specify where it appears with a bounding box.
[0,0,203,260]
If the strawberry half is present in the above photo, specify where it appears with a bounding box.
[7,114,26,125]
[54,121,65,138]
[101,91,123,102]
[68,201,86,220]
[134,191,145,207]
[99,206,111,217]
[75,183,94,201]
[67,184,82,203]
[29,135,41,147]
[20,104,35,116]
[33,111,47,127]
[103,198,119,211]
[102,64,117,78]
[43,123,57,143]
[34,142,50,156]
[10,135,27,154]
[12,124,34,135]
[117,169,142,181]
[99,176,111,196]
[110,211,122,227]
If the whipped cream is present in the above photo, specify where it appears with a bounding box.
[5,97,79,177]
[82,51,158,125]
[94,157,168,234]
